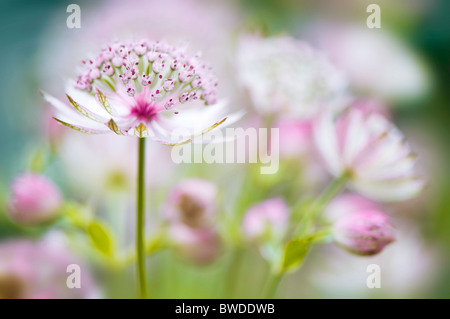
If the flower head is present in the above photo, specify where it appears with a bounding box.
[42,40,233,144]
[163,178,218,228]
[333,210,395,256]
[168,224,221,265]
[325,193,381,222]
[236,35,347,119]
[7,173,62,225]
[314,106,424,202]
[0,237,99,298]
[242,198,290,243]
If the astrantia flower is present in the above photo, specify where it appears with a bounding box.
[0,236,99,299]
[242,198,290,243]
[314,106,424,202]
[236,35,347,119]
[163,178,218,228]
[7,173,62,225]
[42,40,234,144]
[325,193,381,222]
[168,224,221,265]
[333,210,395,256]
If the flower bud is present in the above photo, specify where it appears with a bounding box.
[333,210,395,256]
[7,173,62,225]
[242,198,289,242]
[168,225,221,265]
[325,193,381,222]
[164,179,217,228]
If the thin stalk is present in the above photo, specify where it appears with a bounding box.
[295,173,349,236]
[266,174,349,299]
[264,272,282,299]
[136,137,147,299]
[224,248,244,298]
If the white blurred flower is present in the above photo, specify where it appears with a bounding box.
[236,35,348,118]
[306,23,431,103]
[59,132,174,194]
[314,106,424,202]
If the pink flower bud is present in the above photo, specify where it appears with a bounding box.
[0,236,99,299]
[242,198,290,242]
[333,210,395,256]
[7,173,62,225]
[164,179,217,228]
[325,193,381,222]
[168,225,221,265]
[275,118,313,158]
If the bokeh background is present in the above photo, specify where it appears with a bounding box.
[0,0,449,298]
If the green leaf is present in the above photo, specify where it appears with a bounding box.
[87,222,114,257]
[29,147,46,173]
[281,238,311,273]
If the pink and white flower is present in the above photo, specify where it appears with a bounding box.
[236,35,347,119]
[163,178,218,228]
[168,224,221,265]
[314,106,424,202]
[242,198,290,243]
[0,237,99,299]
[7,173,62,225]
[42,40,236,144]
[325,193,381,222]
[333,210,395,256]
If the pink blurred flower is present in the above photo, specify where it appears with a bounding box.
[333,210,395,256]
[0,237,99,299]
[275,118,314,158]
[325,193,381,222]
[242,198,290,242]
[236,35,347,119]
[42,40,235,143]
[164,179,218,228]
[7,173,62,225]
[168,224,221,265]
[351,99,392,120]
[314,106,424,202]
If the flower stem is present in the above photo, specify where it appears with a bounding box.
[224,248,244,298]
[296,173,349,236]
[136,137,147,299]
[264,272,282,299]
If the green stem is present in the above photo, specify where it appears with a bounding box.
[296,173,349,236]
[136,137,147,299]
[265,272,282,299]
[224,248,244,298]
[265,174,348,299]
